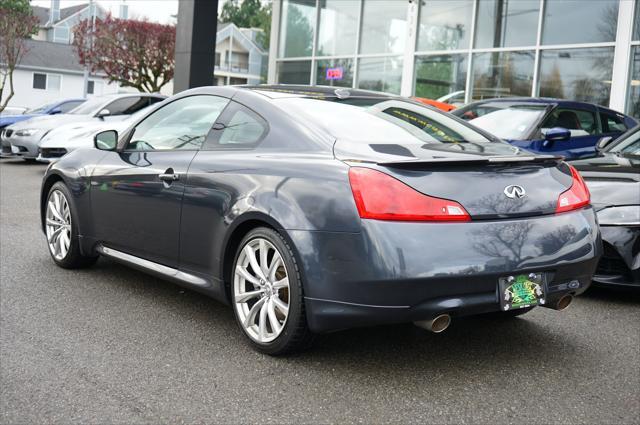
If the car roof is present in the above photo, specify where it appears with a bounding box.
[240,84,396,99]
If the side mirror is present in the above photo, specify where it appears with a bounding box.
[50,108,62,115]
[96,108,111,119]
[94,130,118,151]
[596,136,613,152]
[543,127,571,142]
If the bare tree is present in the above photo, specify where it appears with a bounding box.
[0,0,39,113]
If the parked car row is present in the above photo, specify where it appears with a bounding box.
[0,93,165,161]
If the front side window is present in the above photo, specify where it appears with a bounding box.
[541,108,598,137]
[126,95,229,151]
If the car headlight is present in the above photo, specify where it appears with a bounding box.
[15,129,38,137]
[597,206,640,226]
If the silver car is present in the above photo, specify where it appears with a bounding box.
[1,93,165,161]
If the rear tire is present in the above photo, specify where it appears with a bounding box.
[231,227,314,355]
[45,182,98,269]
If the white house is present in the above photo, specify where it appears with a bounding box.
[214,22,268,86]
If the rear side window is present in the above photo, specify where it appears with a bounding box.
[541,108,598,136]
[105,97,153,116]
[205,101,268,149]
[600,111,628,133]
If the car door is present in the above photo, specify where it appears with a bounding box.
[535,105,601,159]
[90,95,230,267]
[178,101,269,288]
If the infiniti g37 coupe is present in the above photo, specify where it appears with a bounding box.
[40,85,602,354]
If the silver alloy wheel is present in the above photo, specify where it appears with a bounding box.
[234,237,290,343]
[45,189,72,261]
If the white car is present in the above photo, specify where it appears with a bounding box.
[2,93,165,161]
[37,105,158,163]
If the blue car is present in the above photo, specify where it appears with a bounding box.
[453,98,638,160]
[0,98,86,130]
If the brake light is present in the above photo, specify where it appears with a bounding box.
[348,167,470,221]
[556,165,590,213]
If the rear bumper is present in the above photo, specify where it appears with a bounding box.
[288,208,601,333]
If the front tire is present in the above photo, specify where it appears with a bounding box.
[45,182,97,269]
[231,227,314,355]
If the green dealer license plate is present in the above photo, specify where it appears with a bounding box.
[499,273,545,311]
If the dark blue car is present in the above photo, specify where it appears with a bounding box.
[453,98,638,160]
[0,98,86,130]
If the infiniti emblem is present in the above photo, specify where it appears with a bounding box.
[504,185,526,199]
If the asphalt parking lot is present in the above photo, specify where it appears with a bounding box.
[1,158,639,424]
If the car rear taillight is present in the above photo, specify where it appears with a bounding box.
[348,167,470,222]
[556,165,590,213]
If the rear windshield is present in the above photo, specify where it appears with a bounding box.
[470,107,546,140]
[274,97,495,145]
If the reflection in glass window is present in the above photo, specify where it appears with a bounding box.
[277,61,312,84]
[278,0,316,58]
[417,0,473,51]
[360,0,407,54]
[474,0,539,48]
[470,107,546,140]
[471,51,535,100]
[317,0,359,56]
[542,0,619,45]
[315,58,354,88]
[414,54,467,101]
[628,47,640,119]
[538,48,614,106]
[358,56,403,94]
[127,96,229,151]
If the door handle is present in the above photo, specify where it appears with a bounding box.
[158,169,179,182]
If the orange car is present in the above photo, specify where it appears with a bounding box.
[411,97,456,112]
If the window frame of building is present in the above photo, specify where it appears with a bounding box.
[269,0,640,115]
[32,72,62,91]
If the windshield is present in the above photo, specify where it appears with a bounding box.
[610,128,640,156]
[275,97,494,145]
[68,96,108,115]
[25,102,58,114]
[470,107,546,140]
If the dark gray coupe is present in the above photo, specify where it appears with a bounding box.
[40,85,601,354]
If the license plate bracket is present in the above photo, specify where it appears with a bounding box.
[499,273,546,311]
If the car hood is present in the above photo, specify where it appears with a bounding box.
[40,119,133,148]
[571,153,640,210]
[6,113,97,131]
[0,114,40,127]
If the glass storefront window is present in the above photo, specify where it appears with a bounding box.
[358,56,403,94]
[278,0,316,58]
[414,54,467,102]
[417,0,473,51]
[538,48,615,106]
[315,58,354,87]
[634,2,640,41]
[360,0,407,54]
[474,0,540,48]
[542,0,619,45]
[277,61,312,84]
[317,0,359,57]
[627,47,640,119]
[471,51,535,100]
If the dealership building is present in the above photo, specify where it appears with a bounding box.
[266,0,640,118]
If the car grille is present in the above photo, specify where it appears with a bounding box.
[1,144,11,154]
[40,148,68,158]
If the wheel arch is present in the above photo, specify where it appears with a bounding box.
[40,172,65,232]
[221,212,305,305]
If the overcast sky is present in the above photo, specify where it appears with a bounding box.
[32,0,181,24]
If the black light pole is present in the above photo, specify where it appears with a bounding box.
[174,0,219,93]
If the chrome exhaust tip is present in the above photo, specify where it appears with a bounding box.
[414,314,451,333]
[555,294,573,311]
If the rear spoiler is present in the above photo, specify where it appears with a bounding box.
[377,155,564,167]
